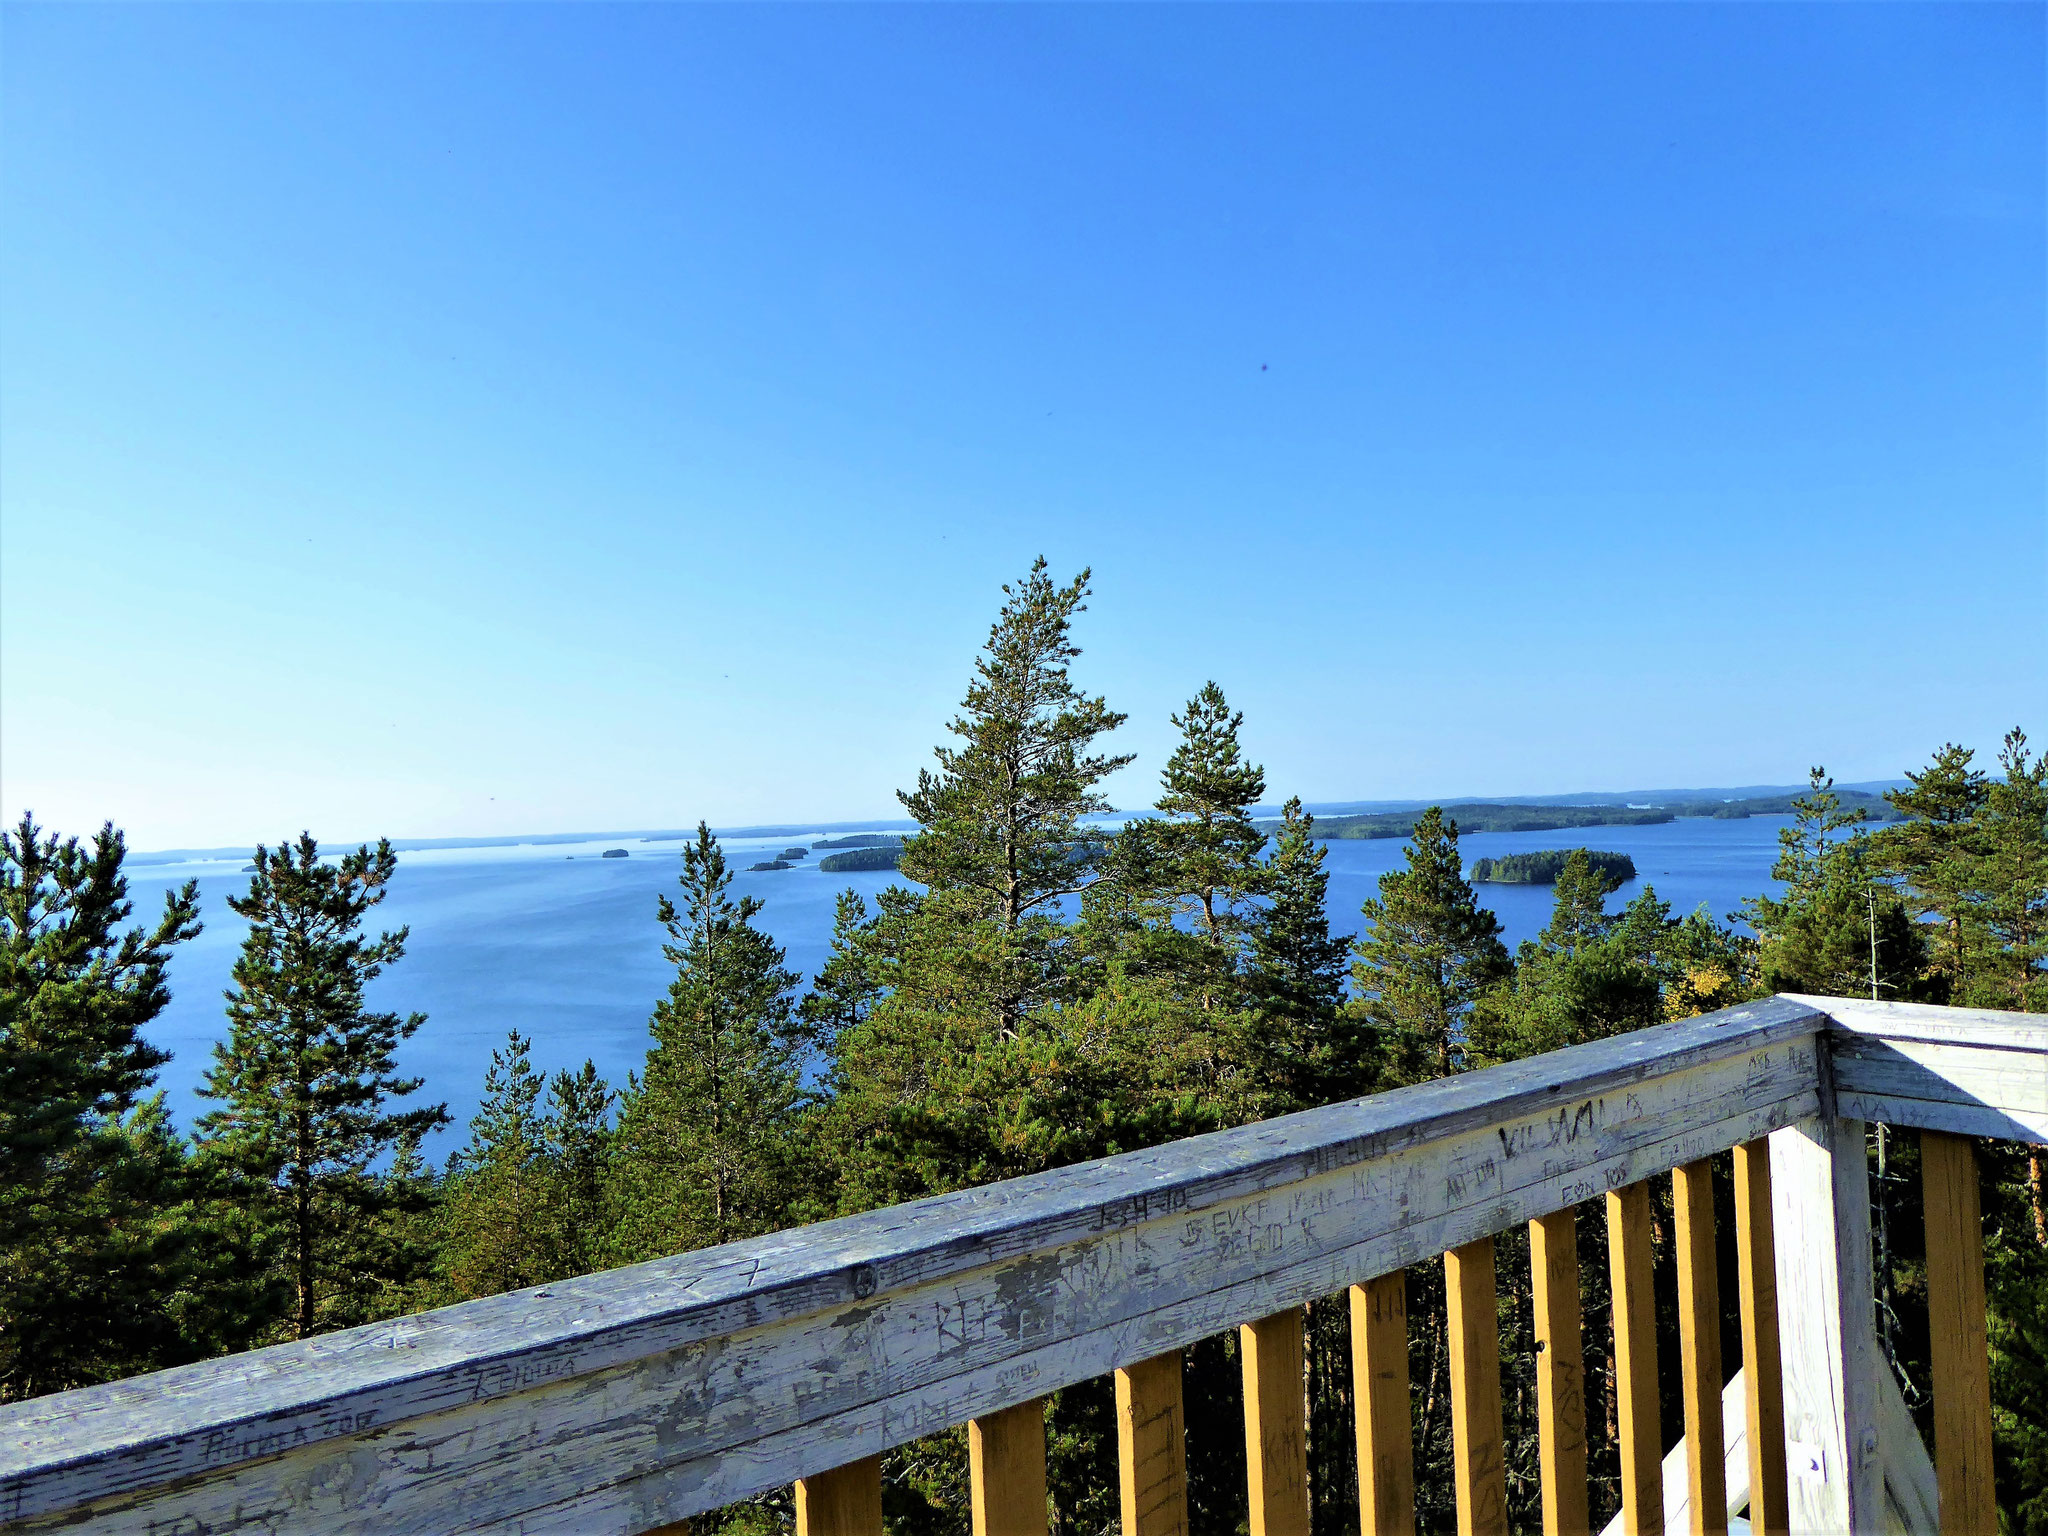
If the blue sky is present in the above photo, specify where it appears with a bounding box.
[4,4,2041,850]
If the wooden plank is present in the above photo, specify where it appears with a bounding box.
[1241,1310,1309,1536]
[969,1398,1047,1536]
[1731,1141,1789,1536]
[1446,1239,1508,1536]
[1597,1370,1747,1536]
[1117,1351,1187,1536]
[1529,1208,1590,1536]
[1352,1272,1415,1536]
[1788,995,2048,1051]
[1874,1357,1938,1536]
[1920,1132,1995,1536]
[1671,1160,1727,1536]
[1768,1115,1883,1536]
[0,998,1828,1527]
[795,1455,882,1536]
[10,1084,1823,1536]
[1829,1034,2048,1145]
[1608,1182,1663,1536]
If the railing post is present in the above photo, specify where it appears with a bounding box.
[1732,1139,1791,1536]
[1768,1114,1883,1534]
[795,1455,883,1536]
[1352,1271,1416,1536]
[1921,1131,1997,1536]
[969,1398,1049,1536]
[1530,1208,1590,1536]
[1673,1159,1728,1536]
[1242,1308,1311,1536]
[1606,1182,1663,1536]
[1446,1238,1509,1536]
[1116,1350,1189,1536]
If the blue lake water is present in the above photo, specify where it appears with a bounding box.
[124,815,1790,1151]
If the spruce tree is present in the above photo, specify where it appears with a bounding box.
[540,1061,615,1281]
[1,817,202,1398]
[896,558,1132,1033]
[1349,808,1509,1076]
[799,890,886,1047]
[608,823,806,1259]
[1977,728,2048,1014]
[1239,798,1380,1114]
[194,835,448,1342]
[1877,746,1992,998]
[441,1032,551,1300]
[1155,682,1268,951]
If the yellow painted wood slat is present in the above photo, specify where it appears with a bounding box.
[795,1455,883,1536]
[1530,1208,1590,1536]
[1446,1238,1509,1536]
[1922,1130,1996,1536]
[1117,1350,1189,1536]
[1241,1309,1310,1536]
[1352,1272,1416,1536]
[1672,1159,1728,1536]
[969,1398,1048,1536]
[1608,1182,1663,1536]
[1732,1140,1789,1536]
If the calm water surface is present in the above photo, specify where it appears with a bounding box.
[126,816,1790,1149]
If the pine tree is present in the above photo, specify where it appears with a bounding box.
[540,1060,615,1281]
[193,835,448,1342]
[1349,808,1510,1076]
[608,823,807,1259]
[1976,729,2048,1014]
[0,817,203,1398]
[799,890,886,1048]
[896,558,1132,1034]
[1155,683,1268,952]
[441,1032,551,1301]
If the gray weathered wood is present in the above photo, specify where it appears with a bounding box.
[1792,996,2048,1143]
[1768,1110,1884,1536]
[0,1002,1832,1533]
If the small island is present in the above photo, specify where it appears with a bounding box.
[813,834,906,849]
[746,859,793,872]
[780,847,808,859]
[601,848,629,859]
[818,846,903,873]
[1469,849,1636,886]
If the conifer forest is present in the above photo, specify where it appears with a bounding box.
[5,561,2045,1534]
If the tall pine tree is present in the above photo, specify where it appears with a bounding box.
[1,817,202,1398]
[1155,682,1268,951]
[194,835,448,1341]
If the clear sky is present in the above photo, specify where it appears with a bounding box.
[4,4,2042,851]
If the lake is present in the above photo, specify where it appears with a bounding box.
[122,814,1791,1151]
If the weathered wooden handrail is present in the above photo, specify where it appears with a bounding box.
[3,996,2041,1535]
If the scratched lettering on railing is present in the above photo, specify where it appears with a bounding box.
[467,1354,579,1403]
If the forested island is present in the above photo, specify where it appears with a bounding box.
[4,558,2041,1533]
[817,845,902,872]
[743,859,790,872]
[1284,788,1898,842]
[812,833,904,849]
[1470,849,1637,885]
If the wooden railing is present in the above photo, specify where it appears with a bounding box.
[3,995,2041,1535]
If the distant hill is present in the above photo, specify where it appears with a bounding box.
[1269,787,1898,842]
[814,834,905,849]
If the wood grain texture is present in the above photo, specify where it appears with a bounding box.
[969,1398,1047,1536]
[1671,1161,1726,1536]
[1607,1183,1663,1536]
[1351,1273,1415,1536]
[1446,1239,1508,1536]
[1768,1114,1883,1536]
[1530,1208,1589,1536]
[1920,1131,1995,1536]
[1731,1141,1789,1536]
[1117,1351,1187,1536]
[1830,1035,2048,1145]
[795,1456,882,1536]
[1241,1310,1309,1536]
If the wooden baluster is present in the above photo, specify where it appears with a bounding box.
[1607,1182,1663,1536]
[970,1398,1049,1536]
[1673,1160,1728,1536]
[1242,1309,1310,1536]
[795,1455,883,1536]
[1530,1209,1590,1536]
[1446,1238,1509,1536]
[1922,1131,1996,1536]
[1352,1272,1416,1536]
[1117,1350,1189,1536]
[1732,1140,1790,1536]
